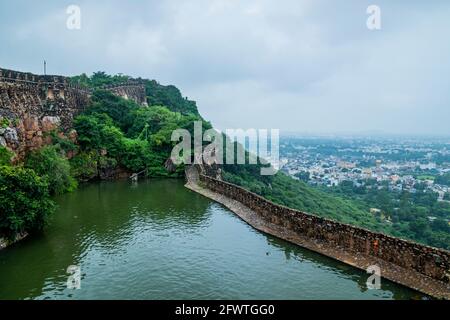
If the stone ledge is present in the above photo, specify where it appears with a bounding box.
[0,232,28,251]
[185,181,450,299]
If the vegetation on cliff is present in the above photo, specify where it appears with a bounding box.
[1,71,448,251]
[70,71,131,88]
[25,145,78,195]
[0,165,54,238]
[144,80,199,115]
[70,72,200,116]
[71,90,203,178]
[1,72,206,239]
[0,146,13,166]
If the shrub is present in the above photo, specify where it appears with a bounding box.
[1,117,10,128]
[25,145,78,195]
[70,151,98,182]
[0,147,13,166]
[48,130,78,154]
[74,113,125,156]
[73,114,105,150]
[98,156,118,171]
[119,138,150,172]
[87,90,139,132]
[0,166,55,238]
[73,94,208,179]
[144,80,200,115]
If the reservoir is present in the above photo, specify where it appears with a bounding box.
[0,179,424,299]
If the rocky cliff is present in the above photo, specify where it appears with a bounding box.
[0,67,147,161]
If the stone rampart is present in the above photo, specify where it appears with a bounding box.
[199,174,450,292]
[0,67,147,159]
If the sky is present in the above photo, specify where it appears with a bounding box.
[1,0,449,135]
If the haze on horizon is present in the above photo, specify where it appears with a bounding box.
[1,0,449,136]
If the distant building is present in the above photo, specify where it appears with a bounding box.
[370,208,382,215]
[338,161,356,169]
[420,162,437,170]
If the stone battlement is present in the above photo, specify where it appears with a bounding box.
[0,68,146,99]
[0,68,89,93]
[197,174,450,298]
[100,80,148,106]
[0,68,91,131]
[0,67,148,159]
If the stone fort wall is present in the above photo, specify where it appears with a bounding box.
[0,68,91,129]
[0,67,147,159]
[199,174,450,288]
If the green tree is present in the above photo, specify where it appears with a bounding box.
[69,151,99,182]
[0,147,13,166]
[294,171,310,182]
[0,166,55,238]
[409,218,430,238]
[431,219,450,233]
[144,80,200,115]
[86,90,139,132]
[25,145,77,195]
[435,173,450,186]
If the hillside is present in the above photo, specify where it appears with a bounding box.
[70,72,201,116]
[222,160,450,249]
[1,71,209,238]
[2,71,447,250]
[222,163,384,231]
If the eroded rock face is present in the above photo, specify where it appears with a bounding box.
[42,116,61,132]
[23,117,39,132]
[0,115,76,161]
[4,127,19,146]
[1,67,147,160]
[164,158,177,173]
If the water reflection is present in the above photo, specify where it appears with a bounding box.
[0,179,423,300]
[264,237,427,300]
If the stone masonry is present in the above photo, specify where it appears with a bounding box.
[191,173,450,299]
[0,67,147,160]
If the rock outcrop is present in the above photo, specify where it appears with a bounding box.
[0,67,147,161]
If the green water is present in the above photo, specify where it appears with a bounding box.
[0,179,424,300]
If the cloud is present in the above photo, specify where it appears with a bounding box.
[0,0,449,135]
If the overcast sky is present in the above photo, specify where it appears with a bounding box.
[1,0,449,135]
